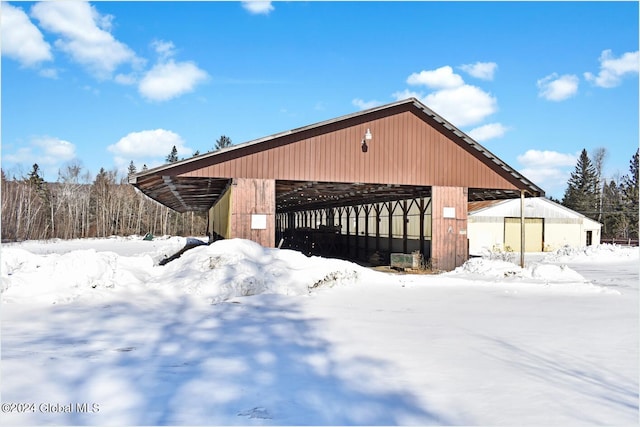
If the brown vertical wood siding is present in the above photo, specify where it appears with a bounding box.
[431,186,469,271]
[230,178,276,247]
[175,109,519,191]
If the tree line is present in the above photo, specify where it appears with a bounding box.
[1,141,637,243]
[561,148,638,241]
[0,135,236,242]
[1,163,206,242]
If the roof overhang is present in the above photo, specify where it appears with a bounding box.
[131,174,230,212]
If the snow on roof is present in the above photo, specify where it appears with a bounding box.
[469,197,601,225]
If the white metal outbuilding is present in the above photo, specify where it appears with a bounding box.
[468,197,601,255]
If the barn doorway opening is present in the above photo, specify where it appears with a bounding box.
[275,180,432,266]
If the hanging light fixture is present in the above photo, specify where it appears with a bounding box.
[361,128,372,152]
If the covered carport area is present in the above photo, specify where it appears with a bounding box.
[275,180,433,263]
[273,180,528,267]
[132,172,533,271]
[130,97,544,271]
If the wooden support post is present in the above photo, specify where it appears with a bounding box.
[228,178,275,247]
[520,190,525,268]
[345,207,351,257]
[336,207,344,256]
[363,205,371,259]
[402,200,409,253]
[419,198,426,258]
[388,201,395,255]
[431,186,467,271]
[354,205,360,260]
[374,203,382,252]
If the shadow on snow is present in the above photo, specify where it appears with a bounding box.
[2,293,451,426]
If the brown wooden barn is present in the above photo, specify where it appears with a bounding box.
[129,98,544,270]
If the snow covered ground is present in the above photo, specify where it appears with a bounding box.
[1,236,638,426]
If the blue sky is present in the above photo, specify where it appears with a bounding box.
[2,1,638,199]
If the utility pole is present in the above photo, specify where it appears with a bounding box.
[520,190,525,268]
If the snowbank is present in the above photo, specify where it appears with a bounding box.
[449,257,584,281]
[1,238,369,304]
[443,253,622,293]
[152,239,366,303]
[3,237,633,304]
[542,243,640,263]
[3,234,189,259]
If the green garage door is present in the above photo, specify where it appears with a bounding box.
[504,217,543,252]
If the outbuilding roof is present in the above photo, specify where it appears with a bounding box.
[469,197,602,228]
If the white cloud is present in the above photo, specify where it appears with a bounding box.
[352,98,383,110]
[459,62,497,80]
[423,85,497,127]
[392,86,497,127]
[10,2,207,104]
[39,68,59,79]
[2,146,32,166]
[520,167,571,198]
[584,49,640,88]
[398,66,498,127]
[138,59,209,102]
[108,129,191,160]
[517,149,579,198]
[1,2,52,67]
[517,149,578,167]
[537,73,579,101]
[241,1,274,15]
[406,66,464,89]
[34,137,76,161]
[467,123,508,141]
[30,1,138,79]
[135,39,208,101]
[3,136,77,180]
[151,39,176,61]
[109,128,193,177]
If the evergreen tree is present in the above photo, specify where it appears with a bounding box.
[601,178,626,238]
[562,149,599,221]
[547,195,561,203]
[621,149,639,239]
[27,163,46,190]
[166,146,179,163]
[591,147,607,222]
[24,163,53,236]
[26,163,51,204]
[127,161,137,177]
[214,135,232,151]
